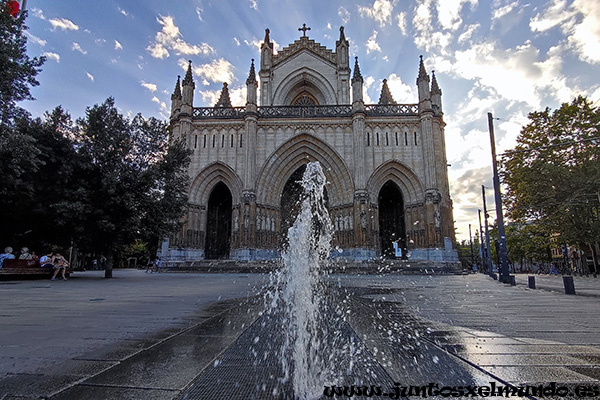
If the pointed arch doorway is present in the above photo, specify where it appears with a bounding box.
[279,164,329,246]
[205,182,232,259]
[378,180,407,259]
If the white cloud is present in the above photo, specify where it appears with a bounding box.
[492,1,520,21]
[49,18,79,31]
[435,0,477,32]
[436,40,574,107]
[118,7,129,17]
[95,38,107,46]
[234,37,241,46]
[147,15,215,59]
[179,58,236,86]
[72,42,87,55]
[86,72,94,82]
[26,32,46,47]
[396,12,407,36]
[115,40,123,50]
[529,0,600,63]
[338,6,351,25]
[358,0,395,27]
[363,76,376,104]
[152,96,168,112]
[31,8,46,20]
[365,30,381,54]
[458,23,479,43]
[248,0,258,10]
[197,85,248,107]
[42,52,60,63]
[196,7,203,21]
[386,73,417,103]
[529,0,574,33]
[141,81,158,92]
[568,0,600,64]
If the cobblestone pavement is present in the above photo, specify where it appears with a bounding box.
[1,270,599,399]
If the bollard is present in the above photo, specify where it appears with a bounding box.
[509,275,516,286]
[563,276,576,295]
[528,276,536,289]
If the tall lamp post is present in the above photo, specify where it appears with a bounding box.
[469,223,474,268]
[488,113,510,283]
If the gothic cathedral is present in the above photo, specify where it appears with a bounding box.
[162,26,458,263]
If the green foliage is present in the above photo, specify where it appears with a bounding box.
[75,98,191,276]
[501,96,600,253]
[0,6,45,125]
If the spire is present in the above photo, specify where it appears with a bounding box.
[183,60,194,88]
[378,79,396,105]
[171,75,181,100]
[261,28,272,49]
[352,57,363,84]
[246,59,257,85]
[417,55,429,83]
[215,83,232,108]
[431,70,442,95]
[339,26,346,42]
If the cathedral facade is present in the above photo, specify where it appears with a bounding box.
[162,26,457,262]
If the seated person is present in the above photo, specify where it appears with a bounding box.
[19,247,33,260]
[0,247,15,268]
[51,252,69,281]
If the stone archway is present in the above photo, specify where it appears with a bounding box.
[279,164,329,245]
[205,182,232,259]
[378,180,406,259]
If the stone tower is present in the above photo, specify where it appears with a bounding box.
[163,26,457,264]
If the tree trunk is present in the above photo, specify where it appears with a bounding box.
[104,247,114,279]
[590,242,599,277]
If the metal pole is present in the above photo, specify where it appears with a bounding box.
[482,185,493,275]
[478,209,484,271]
[469,223,474,268]
[488,112,510,283]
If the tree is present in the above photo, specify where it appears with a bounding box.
[0,6,45,243]
[76,98,191,278]
[501,96,600,270]
[0,6,44,125]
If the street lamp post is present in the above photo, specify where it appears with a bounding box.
[488,112,510,283]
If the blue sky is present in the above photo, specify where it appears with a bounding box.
[19,0,600,242]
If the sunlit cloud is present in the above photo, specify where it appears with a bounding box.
[72,42,87,55]
[86,72,94,81]
[42,52,60,63]
[115,40,123,50]
[358,0,395,27]
[338,6,351,24]
[49,17,79,31]
[365,30,381,54]
[141,81,158,92]
[147,15,215,59]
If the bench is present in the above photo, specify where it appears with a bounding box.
[0,259,73,279]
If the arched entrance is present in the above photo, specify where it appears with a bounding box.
[205,182,232,259]
[378,180,407,259]
[279,165,329,245]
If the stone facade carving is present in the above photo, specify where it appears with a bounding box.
[165,26,456,262]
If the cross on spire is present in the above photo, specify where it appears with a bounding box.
[298,23,311,37]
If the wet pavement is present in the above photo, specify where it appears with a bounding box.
[1,270,599,399]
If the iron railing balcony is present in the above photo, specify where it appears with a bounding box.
[191,104,419,120]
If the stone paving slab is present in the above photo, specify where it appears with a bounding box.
[2,270,600,399]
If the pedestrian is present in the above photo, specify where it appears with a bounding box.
[155,257,162,273]
[18,247,33,260]
[0,247,15,268]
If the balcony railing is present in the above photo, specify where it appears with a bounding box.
[191,104,419,120]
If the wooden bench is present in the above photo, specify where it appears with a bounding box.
[0,259,73,279]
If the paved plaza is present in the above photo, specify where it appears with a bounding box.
[1,270,600,399]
